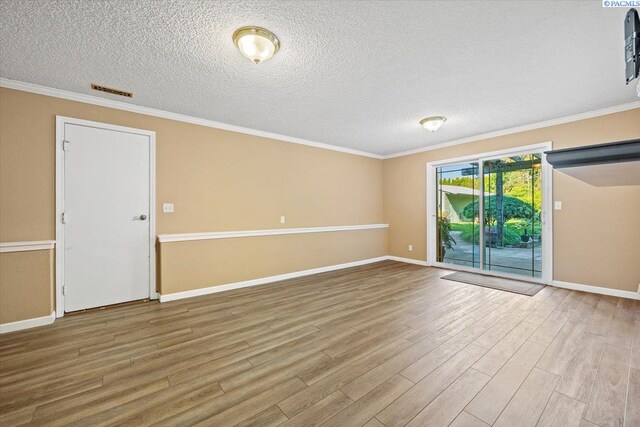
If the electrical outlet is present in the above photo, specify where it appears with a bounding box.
[163,203,174,213]
[408,244,413,252]
[280,216,286,224]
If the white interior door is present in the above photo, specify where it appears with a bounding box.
[63,123,151,312]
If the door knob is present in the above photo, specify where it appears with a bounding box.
[133,214,148,221]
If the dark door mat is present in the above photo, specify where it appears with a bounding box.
[442,271,545,296]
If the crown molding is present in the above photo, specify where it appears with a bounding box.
[384,101,640,159]
[3,78,637,161]
[0,78,383,160]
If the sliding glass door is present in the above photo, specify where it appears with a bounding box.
[482,154,542,278]
[435,162,480,269]
[433,149,547,280]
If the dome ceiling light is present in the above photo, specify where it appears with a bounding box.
[420,116,447,132]
[232,26,280,64]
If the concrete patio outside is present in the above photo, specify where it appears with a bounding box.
[443,230,542,278]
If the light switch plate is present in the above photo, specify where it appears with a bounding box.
[554,201,562,210]
[163,203,174,213]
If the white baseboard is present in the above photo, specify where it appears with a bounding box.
[0,311,56,334]
[389,259,639,301]
[387,256,429,266]
[552,280,640,301]
[1,262,634,332]
[159,256,389,302]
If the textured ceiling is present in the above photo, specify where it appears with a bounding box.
[0,0,637,155]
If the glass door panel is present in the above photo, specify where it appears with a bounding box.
[435,162,480,269]
[482,154,542,278]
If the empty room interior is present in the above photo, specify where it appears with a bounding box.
[1,1,640,426]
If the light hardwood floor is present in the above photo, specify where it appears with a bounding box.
[0,261,638,426]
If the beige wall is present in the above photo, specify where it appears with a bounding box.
[161,229,387,295]
[0,250,53,324]
[0,87,385,321]
[384,108,640,292]
[1,86,638,324]
[0,88,383,239]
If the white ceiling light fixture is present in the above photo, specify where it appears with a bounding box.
[420,116,447,132]
[233,26,280,64]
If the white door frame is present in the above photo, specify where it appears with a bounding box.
[55,116,157,318]
[426,142,554,284]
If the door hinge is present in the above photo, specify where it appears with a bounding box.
[61,212,66,224]
[63,140,70,151]
[62,285,66,296]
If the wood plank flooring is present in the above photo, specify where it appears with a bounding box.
[0,261,638,426]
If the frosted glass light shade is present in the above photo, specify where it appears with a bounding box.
[233,27,280,64]
[420,116,447,132]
